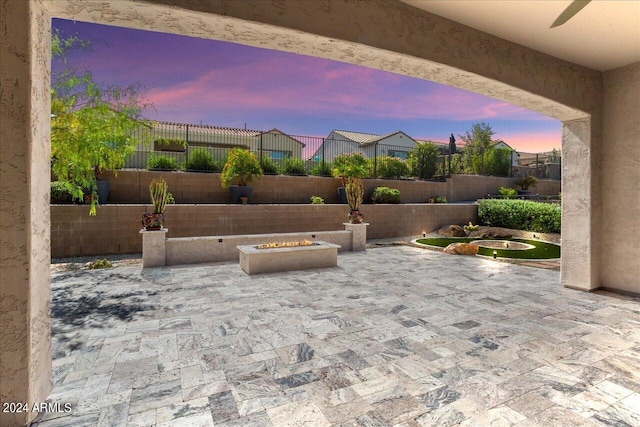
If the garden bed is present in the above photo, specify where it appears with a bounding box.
[413,235,560,260]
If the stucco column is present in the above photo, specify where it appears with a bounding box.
[140,229,168,268]
[344,223,368,252]
[0,1,53,425]
[561,118,601,291]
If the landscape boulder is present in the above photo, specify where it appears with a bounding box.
[438,225,467,237]
[443,243,479,255]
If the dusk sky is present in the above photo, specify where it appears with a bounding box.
[53,19,561,153]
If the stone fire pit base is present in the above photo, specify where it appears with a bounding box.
[237,240,340,275]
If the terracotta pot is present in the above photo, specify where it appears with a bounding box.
[142,213,164,230]
[348,210,364,224]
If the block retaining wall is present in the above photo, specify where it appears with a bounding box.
[102,170,561,204]
[51,203,478,258]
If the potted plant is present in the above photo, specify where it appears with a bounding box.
[331,153,368,204]
[220,148,263,203]
[515,175,538,195]
[345,177,364,223]
[142,178,168,230]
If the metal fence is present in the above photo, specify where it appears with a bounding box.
[123,121,561,180]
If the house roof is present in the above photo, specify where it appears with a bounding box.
[491,140,515,150]
[262,128,306,147]
[151,122,304,146]
[414,139,448,146]
[153,121,263,138]
[331,129,415,146]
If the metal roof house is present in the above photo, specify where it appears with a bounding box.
[309,129,418,161]
[128,122,305,168]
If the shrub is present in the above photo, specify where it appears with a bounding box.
[220,148,263,187]
[50,181,75,203]
[166,192,175,204]
[310,162,332,177]
[332,153,368,185]
[483,148,512,177]
[408,143,439,179]
[88,258,112,269]
[515,175,538,190]
[376,156,410,179]
[281,158,307,175]
[147,154,179,171]
[464,222,479,232]
[429,196,447,203]
[371,186,401,204]
[185,148,221,172]
[498,186,517,198]
[259,156,279,175]
[478,199,561,233]
[310,195,324,204]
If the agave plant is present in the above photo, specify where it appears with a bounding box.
[149,178,168,214]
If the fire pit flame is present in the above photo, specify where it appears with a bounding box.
[256,240,315,249]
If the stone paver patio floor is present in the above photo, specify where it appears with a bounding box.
[37,246,640,426]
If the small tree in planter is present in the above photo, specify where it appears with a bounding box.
[345,177,365,224]
[515,175,538,195]
[220,148,263,203]
[142,178,168,230]
[332,153,368,204]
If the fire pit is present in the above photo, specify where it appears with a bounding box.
[256,240,315,249]
[237,240,340,275]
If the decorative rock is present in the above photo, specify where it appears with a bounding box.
[443,243,479,255]
[438,225,467,237]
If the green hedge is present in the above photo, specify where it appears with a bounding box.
[478,199,561,233]
[371,186,401,204]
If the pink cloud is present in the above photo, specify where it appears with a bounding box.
[146,56,549,124]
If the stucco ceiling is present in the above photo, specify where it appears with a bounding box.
[401,0,640,71]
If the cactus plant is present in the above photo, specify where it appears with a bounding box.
[345,177,364,211]
[149,178,168,214]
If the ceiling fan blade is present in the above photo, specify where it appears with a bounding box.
[550,0,592,28]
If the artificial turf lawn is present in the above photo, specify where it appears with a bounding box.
[415,237,560,260]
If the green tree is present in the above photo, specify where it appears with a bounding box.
[408,143,439,179]
[460,122,496,174]
[51,30,152,215]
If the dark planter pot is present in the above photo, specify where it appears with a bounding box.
[142,213,164,230]
[337,187,347,204]
[229,186,253,204]
[96,180,110,204]
[517,190,532,196]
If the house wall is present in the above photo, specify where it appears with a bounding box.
[376,133,417,154]
[601,62,640,294]
[100,170,561,204]
[259,132,303,159]
[50,203,478,257]
[316,137,361,161]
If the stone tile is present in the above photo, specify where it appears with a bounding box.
[208,390,240,424]
[266,398,331,427]
[129,379,183,414]
[96,402,128,427]
[506,390,555,417]
[156,397,210,423]
[363,386,427,424]
[315,363,366,391]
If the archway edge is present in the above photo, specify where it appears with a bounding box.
[49,0,598,122]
